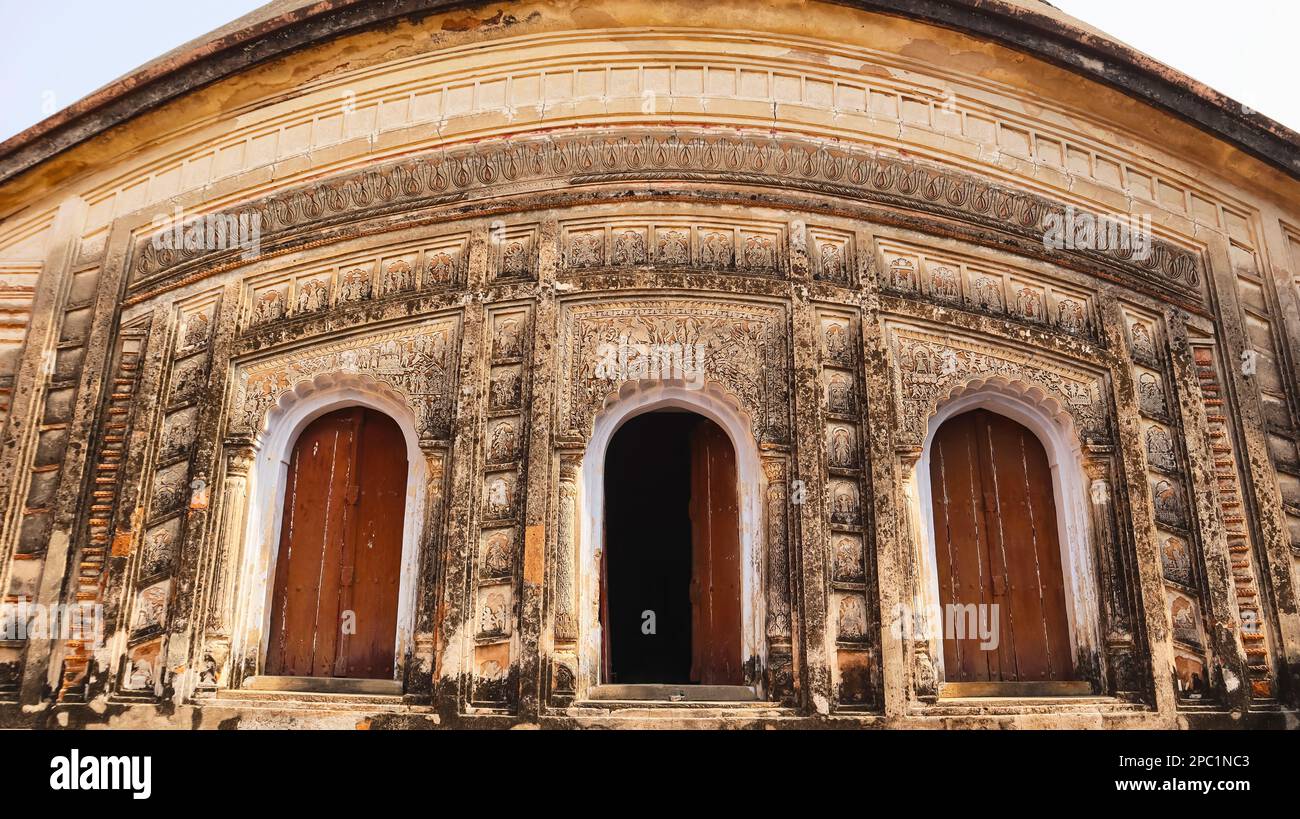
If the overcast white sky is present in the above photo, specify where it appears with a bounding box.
[0,0,1297,144]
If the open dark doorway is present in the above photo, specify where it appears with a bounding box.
[602,410,742,685]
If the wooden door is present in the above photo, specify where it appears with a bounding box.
[265,407,408,680]
[688,420,743,685]
[928,409,1074,682]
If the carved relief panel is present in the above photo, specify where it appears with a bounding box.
[242,233,469,329]
[121,292,219,695]
[886,323,1107,450]
[474,305,533,706]
[818,307,875,706]
[231,318,459,443]
[556,298,791,446]
[878,240,1097,339]
[1123,309,1217,702]
[559,216,786,278]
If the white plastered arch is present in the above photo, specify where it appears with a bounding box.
[911,377,1102,682]
[232,372,428,682]
[576,379,767,694]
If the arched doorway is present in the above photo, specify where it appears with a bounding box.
[264,406,408,680]
[601,411,743,685]
[928,408,1075,685]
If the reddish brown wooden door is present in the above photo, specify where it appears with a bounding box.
[928,409,1074,683]
[265,407,408,680]
[688,420,743,685]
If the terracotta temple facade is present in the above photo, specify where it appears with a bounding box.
[0,0,1299,729]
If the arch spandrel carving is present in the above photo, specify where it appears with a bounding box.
[557,298,791,448]
[231,317,460,443]
[887,323,1109,449]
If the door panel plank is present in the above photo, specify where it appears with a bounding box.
[265,407,407,680]
[929,409,1075,685]
[689,419,743,685]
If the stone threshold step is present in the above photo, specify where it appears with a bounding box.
[242,675,402,696]
[939,681,1093,698]
[586,684,759,702]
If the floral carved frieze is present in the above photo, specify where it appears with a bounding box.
[888,323,1108,448]
[128,129,1202,301]
[231,318,459,442]
[556,298,790,446]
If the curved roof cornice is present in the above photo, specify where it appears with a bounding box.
[1,0,1297,185]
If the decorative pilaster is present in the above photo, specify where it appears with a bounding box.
[197,441,254,690]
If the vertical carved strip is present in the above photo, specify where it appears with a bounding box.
[471,302,533,708]
[762,455,794,701]
[118,292,218,699]
[815,306,875,707]
[1082,453,1143,695]
[407,445,446,700]
[194,443,254,690]
[1190,339,1275,698]
[555,455,579,643]
[56,320,150,701]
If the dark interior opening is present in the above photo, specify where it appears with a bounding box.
[603,411,698,683]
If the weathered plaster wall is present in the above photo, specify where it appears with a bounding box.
[0,0,1297,728]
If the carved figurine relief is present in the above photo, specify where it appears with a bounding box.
[1138,372,1166,417]
[971,274,1003,313]
[169,357,208,404]
[612,229,648,266]
[828,425,857,469]
[480,589,510,637]
[568,231,604,268]
[339,267,372,302]
[931,266,960,303]
[1146,425,1177,472]
[888,257,917,291]
[180,311,212,351]
[1056,298,1086,333]
[817,241,847,284]
[141,521,179,579]
[826,371,854,414]
[493,317,524,361]
[482,531,513,577]
[160,408,197,461]
[499,238,532,279]
[1015,286,1044,322]
[834,536,865,582]
[488,420,518,463]
[700,231,732,269]
[1153,479,1185,527]
[384,258,416,293]
[823,320,852,366]
[425,252,455,286]
[1130,322,1156,361]
[656,229,690,266]
[252,289,286,324]
[741,233,775,271]
[1170,593,1201,646]
[831,481,860,525]
[838,595,868,642]
[485,473,517,520]
[297,278,331,313]
[131,581,170,632]
[490,367,523,411]
[1161,535,1193,587]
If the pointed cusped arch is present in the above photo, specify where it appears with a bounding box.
[230,373,430,686]
[909,380,1103,687]
[574,380,769,695]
